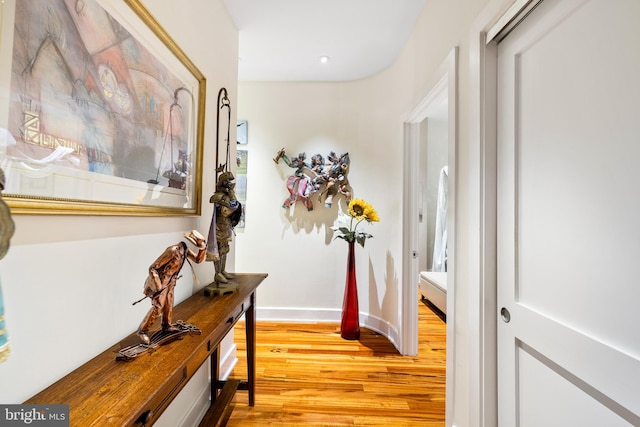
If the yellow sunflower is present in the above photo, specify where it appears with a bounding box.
[363,204,380,223]
[334,198,380,247]
[348,199,370,221]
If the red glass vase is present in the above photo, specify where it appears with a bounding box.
[341,241,360,340]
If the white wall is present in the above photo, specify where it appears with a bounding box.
[0,1,239,424]
[235,1,501,426]
[235,82,399,340]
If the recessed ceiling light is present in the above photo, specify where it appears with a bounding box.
[319,56,330,64]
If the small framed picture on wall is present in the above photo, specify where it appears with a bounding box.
[236,149,248,174]
[237,120,248,144]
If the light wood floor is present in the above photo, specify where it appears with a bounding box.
[223,300,446,426]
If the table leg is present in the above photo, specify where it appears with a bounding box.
[210,345,220,404]
[246,292,256,406]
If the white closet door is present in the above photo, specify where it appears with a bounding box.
[496,0,640,425]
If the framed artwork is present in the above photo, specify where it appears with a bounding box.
[235,149,247,203]
[0,0,206,215]
[236,149,248,174]
[237,120,248,145]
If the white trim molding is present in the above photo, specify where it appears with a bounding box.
[402,46,458,426]
[467,1,541,426]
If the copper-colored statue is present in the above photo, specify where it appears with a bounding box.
[205,171,242,296]
[136,230,206,345]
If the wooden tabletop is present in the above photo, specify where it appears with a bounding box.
[25,273,267,426]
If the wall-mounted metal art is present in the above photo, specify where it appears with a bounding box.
[274,148,352,211]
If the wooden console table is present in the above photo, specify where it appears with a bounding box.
[25,273,267,426]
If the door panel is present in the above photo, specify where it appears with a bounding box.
[518,344,632,427]
[497,0,640,425]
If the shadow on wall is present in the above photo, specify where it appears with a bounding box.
[279,189,351,244]
[367,250,398,326]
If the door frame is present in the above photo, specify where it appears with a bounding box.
[402,46,458,424]
[469,1,543,426]
[402,1,543,424]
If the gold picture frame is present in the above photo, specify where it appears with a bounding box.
[0,0,206,216]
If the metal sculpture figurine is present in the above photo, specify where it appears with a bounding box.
[203,87,242,297]
[318,151,352,208]
[205,170,242,296]
[279,151,318,211]
[117,230,207,361]
[275,148,352,210]
[135,230,207,345]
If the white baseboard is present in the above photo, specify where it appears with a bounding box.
[154,363,210,427]
[179,379,212,427]
[257,306,341,322]
[219,342,238,380]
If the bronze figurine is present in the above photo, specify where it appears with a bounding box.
[205,171,242,296]
[136,230,206,345]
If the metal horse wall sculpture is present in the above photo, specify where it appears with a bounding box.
[274,149,352,211]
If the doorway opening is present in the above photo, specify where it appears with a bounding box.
[402,46,457,424]
[417,92,448,323]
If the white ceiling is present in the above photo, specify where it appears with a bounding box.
[223,0,427,82]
